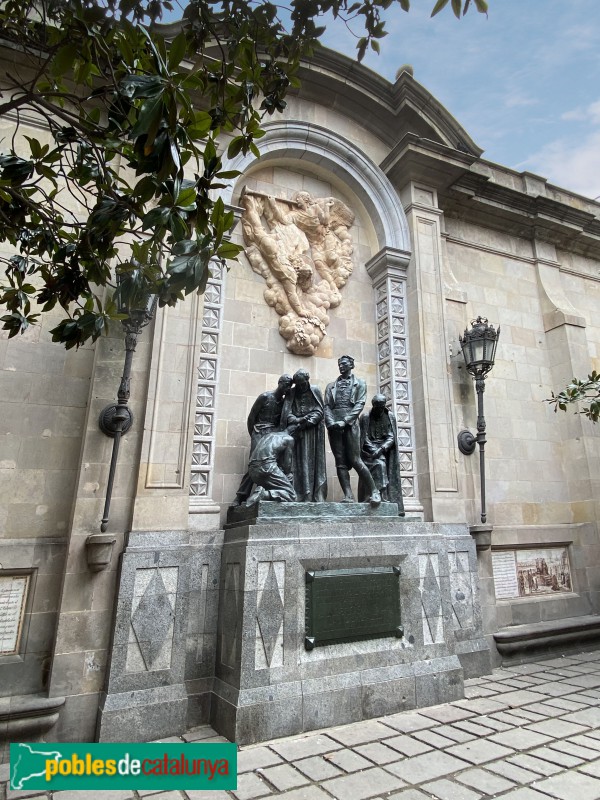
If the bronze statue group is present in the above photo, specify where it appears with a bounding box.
[233,356,405,514]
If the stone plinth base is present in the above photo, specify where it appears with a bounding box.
[211,506,490,745]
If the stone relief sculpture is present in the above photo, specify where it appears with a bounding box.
[358,394,405,515]
[240,188,355,356]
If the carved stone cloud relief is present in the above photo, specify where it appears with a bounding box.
[241,188,356,355]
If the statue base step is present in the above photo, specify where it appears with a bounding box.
[226,499,408,527]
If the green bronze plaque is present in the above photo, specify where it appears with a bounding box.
[305,566,402,650]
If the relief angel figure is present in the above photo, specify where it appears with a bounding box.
[240,187,355,356]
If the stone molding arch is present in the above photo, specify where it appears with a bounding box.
[222,120,411,257]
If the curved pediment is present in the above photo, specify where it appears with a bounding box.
[296,47,482,157]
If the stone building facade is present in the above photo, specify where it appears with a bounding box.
[1,45,600,754]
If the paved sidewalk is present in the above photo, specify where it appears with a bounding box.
[2,648,600,800]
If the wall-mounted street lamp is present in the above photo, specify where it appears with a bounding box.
[457,316,500,524]
[98,282,157,533]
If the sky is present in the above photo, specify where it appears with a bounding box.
[320,0,600,200]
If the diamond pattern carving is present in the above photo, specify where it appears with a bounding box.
[131,570,175,671]
[200,333,218,354]
[399,452,413,471]
[378,340,390,359]
[393,338,406,356]
[194,412,213,436]
[391,297,404,314]
[401,477,414,496]
[197,386,215,407]
[392,317,405,335]
[198,359,217,381]
[391,280,404,296]
[192,441,211,466]
[190,472,209,496]
[377,319,389,339]
[202,307,219,329]
[204,284,221,304]
[396,381,409,400]
[221,564,240,667]
[396,404,410,423]
[376,299,388,320]
[398,428,412,447]
[256,563,284,667]
[379,361,391,381]
[420,554,443,644]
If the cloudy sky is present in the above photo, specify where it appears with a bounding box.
[321,0,600,200]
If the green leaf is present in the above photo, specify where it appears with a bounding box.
[168,31,188,70]
[431,0,450,16]
[52,44,78,76]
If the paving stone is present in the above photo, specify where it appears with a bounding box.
[497,690,550,707]
[292,757,343,782]
[269,735,342,761]
[570,735,600,753]
[52,789,135,800]
[498,789,554,800]
[526,719,589,738]
[435,724,477,743]
[464,687,496,699]
[387,790,431,800]
[257,764,308,792]
[529,746,583,768]
[386,752,471,784]
[563,694,600,707]
[533,772,600,800]
[353,742,402,765]
[486,759,540,784]
[579,760,600,779]
[412,729,457,749]
[453,698,506,715]
[263,788,331,800]
[232,771,272,800]
[320,767,405,800]
[183,726,218,742]
[534,681,582,697]
[505,665,546,675]
[483,681,516,693]
[451,719,499,737]
[383,735,432,757]
[185,791,233,800]
[237,747,284,774]
[327,720,394,747]
[506,755,563,776]
[525,702,571,718]
[445,740,514,765]
[489,729,552,750]
[146,794,184,800]
[586,730,600,741]
[544,697,587,712]
[455,767,516,794]
[546,741,600,760]
[422,778,482,800]
[323,749,372,773]
[381,713,437,733]
[490,711,535,726]
[563,674,600,689]
[560,708,600,727]
[470,715,511,732]
[504,708,546,723]
[420,706,474,724]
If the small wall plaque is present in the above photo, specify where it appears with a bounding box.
[305,566,402,649]
[0,574,29,655]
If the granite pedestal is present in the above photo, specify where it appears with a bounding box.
[211,502,490,745]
